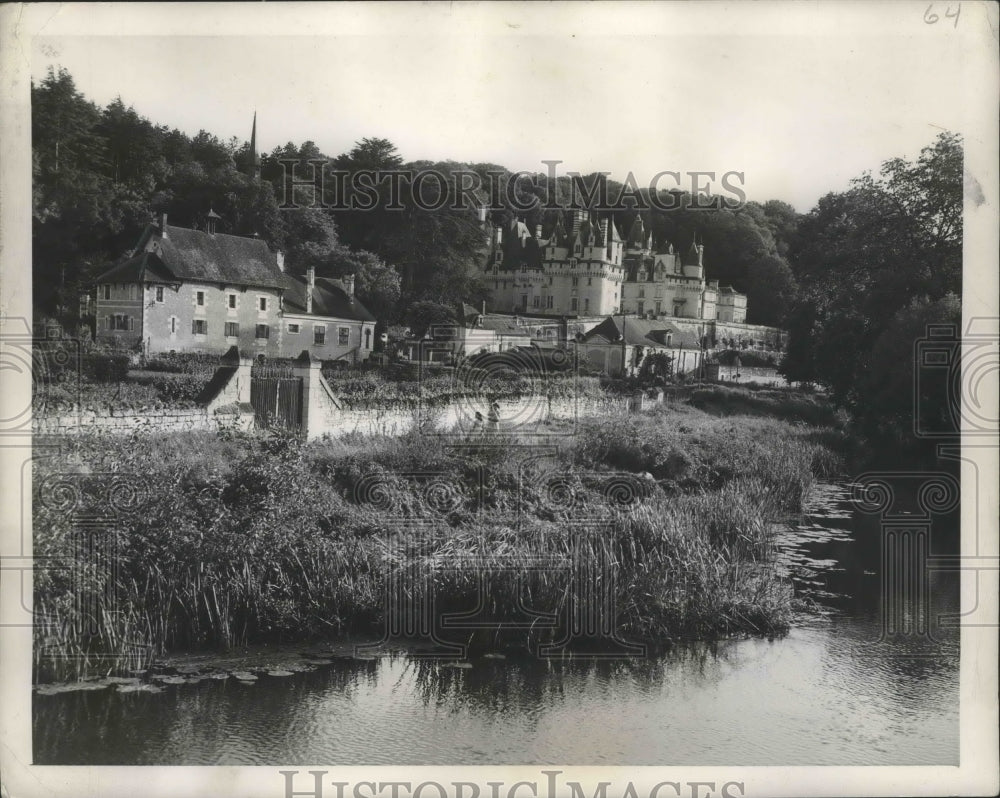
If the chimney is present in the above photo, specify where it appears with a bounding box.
[697,243,704,268]
[600,217,609,241]
[306,266,315,314]
[160,213,168,239]
[343,273,355,301]
[482,300,486,315]
[571,209,584,235]
[275,251,285,272]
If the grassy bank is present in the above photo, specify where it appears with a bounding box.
[33,385,844,682]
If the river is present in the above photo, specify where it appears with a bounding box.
[33,481,960,765]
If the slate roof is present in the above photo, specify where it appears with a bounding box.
[581,316,702,350]
[281,275,376,322]
[476,316,533,336]
[95,250,175,284]
[95,224,285,289]
[156,225,285,288]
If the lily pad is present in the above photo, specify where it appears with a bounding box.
[116,683,164,694]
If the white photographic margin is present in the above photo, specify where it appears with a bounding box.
[1,2,997,797]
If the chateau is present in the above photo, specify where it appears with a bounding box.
[484,209,746,323]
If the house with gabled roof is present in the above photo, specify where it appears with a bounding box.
[93,214,376,362]
[576,315,704,378]
[279,269,376,362]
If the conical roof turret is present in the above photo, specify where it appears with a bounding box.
[627,214,645,247]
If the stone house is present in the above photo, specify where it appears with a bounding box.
[576,315,704,378]
[279,270,376,362]
[94,215,376,362]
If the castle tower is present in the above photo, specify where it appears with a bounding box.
[627,214,646,250]
[682,236,704,279]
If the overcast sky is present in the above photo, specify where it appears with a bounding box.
[28,2,986,212]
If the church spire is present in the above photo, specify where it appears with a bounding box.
[248,111,261,181]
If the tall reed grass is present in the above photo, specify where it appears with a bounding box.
[33,389,843,681]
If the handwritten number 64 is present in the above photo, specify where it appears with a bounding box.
[925,4,961,27]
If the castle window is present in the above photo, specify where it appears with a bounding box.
[338,327,350,346]
[638,287,645,298]
[102,285,111,300]
[228,294,237,309]
[196,290,205,306]
[584,298,589,312]
[637,301,644,316]
[155,286,164,303]
[224,322,239,338]
[572,277,578,287]
[655,301,662,315]
[587,277,592,286]
[314,326,326,346]
[192,319,207,335]
[532,296,540,308]
[546,296,553,309]
[287,323,300,334]
[170,317,177,334]
[259,297,268,312]
[571,298,578,311]
[255,323,270,339]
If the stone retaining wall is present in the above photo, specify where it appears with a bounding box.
[33,347,255,436]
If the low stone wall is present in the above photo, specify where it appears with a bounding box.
[709,365,786,386]
[32,404,254,436]
[304,384,629,440]
[33,346,255,437]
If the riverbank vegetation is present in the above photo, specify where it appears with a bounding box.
[33,384,844,683]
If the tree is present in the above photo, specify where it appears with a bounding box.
[746,255,798,327]
[785,131,963,453]
[778,300,818,385]
[405,300,456,338]
[856,294,961,453]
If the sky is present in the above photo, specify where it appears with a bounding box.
[26,2,987,212]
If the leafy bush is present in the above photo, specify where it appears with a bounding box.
[85,352,131,382]
[127,371,206,403]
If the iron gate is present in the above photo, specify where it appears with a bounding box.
[250,365,303,431]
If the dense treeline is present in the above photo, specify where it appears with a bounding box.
[779,132,963,455]
[32,68,962,455]
[32,67,801,329]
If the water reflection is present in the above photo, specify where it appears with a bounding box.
[34,481,959,766]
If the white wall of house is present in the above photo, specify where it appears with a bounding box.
[279,313,375,362]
